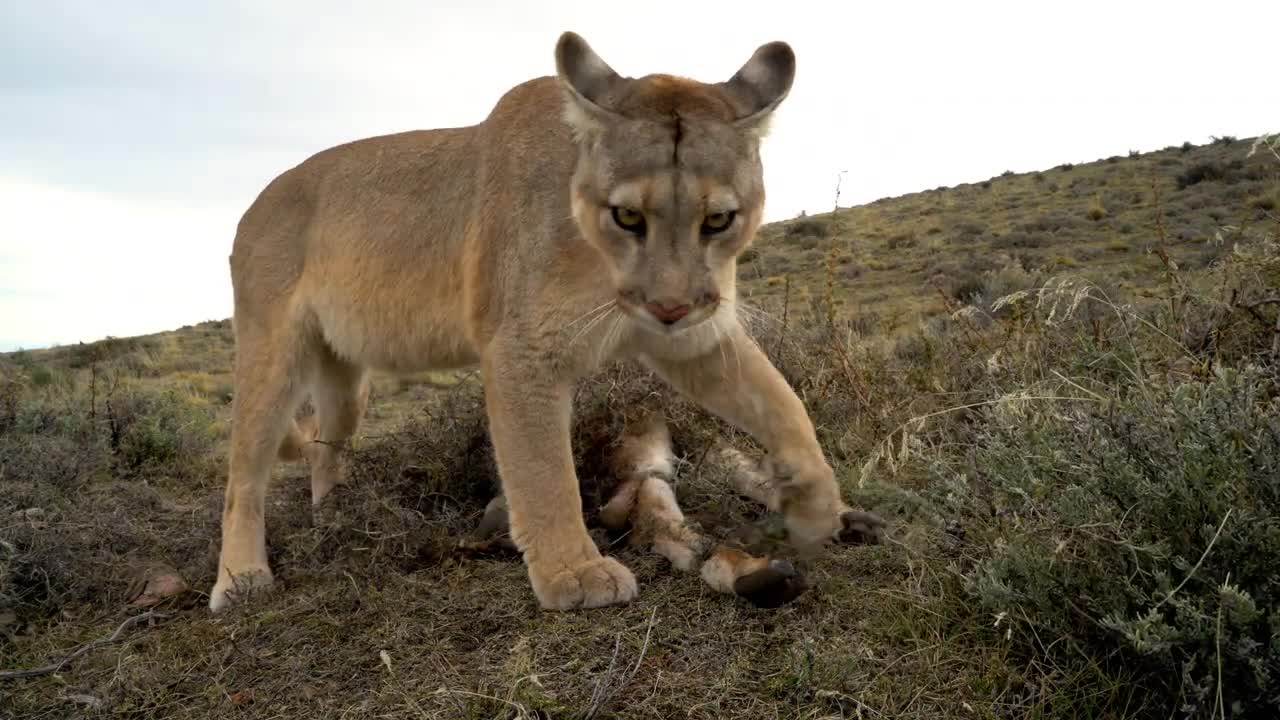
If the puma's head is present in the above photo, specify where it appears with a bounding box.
[554,31,795,334]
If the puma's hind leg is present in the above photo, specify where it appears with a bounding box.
[304,348,369,506]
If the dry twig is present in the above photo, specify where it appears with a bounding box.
[0,610,171,681]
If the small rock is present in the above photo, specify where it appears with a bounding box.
[126,561,189,607]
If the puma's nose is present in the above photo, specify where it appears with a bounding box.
[643,301,691,325]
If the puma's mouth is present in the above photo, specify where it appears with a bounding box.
[618,297,718,335]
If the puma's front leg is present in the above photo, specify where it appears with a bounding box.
[643,324,844,554]
[482,352,637,610]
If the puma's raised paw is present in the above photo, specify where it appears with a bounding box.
[208,565,275,612]
[529,554,638,611]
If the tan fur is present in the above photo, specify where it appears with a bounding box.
[210,31,844,612]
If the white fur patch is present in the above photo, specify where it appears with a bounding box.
[561,95,603,144]
[744,112,774,139]
[607,181,648,211]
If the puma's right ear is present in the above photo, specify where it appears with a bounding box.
[554,31,625,141]
[718,40,796,136]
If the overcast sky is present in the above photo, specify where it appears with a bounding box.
[1,0,1275,351]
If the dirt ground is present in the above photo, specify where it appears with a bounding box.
[0,371,949,720]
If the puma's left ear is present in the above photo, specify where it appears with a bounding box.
[718,41,796,135]
[554,31,626,142]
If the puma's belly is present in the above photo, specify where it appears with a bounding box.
[306,272,480,374]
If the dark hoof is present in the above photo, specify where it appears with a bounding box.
[837,510,886,545]
[733,559,810,608]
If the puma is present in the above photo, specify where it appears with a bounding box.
[211,31,847,612]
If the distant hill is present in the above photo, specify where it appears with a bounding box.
[738,134,1277,333]
[4,135,1275,366]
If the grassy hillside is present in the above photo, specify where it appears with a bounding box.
[741,135,1277,331]
[1,135,1277,719]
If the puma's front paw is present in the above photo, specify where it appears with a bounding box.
[528,553,638,610]
[769,458,844,556]
[838,509,887,545]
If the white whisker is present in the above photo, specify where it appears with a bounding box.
[564,300,617,333]
[725,298,780,327]
[570,305,616,349]
[710,316,729,376]
[600,313,624,363]
[726,319,743,380]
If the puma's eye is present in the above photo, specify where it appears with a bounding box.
[701,211,736,235]
[611,206,646,236]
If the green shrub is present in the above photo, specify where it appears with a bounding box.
[0,433,102,489]
[105,386,221,477]
[784,217,828,240]
[1087,194,1108,221]
[930,366,1280,718]
[1178,162,1228,190]
[29,366,54,388]
[1020,212,1081,234]
[886,231,918,249]
[990,231,1049,249]
[1248,192,1277,212]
